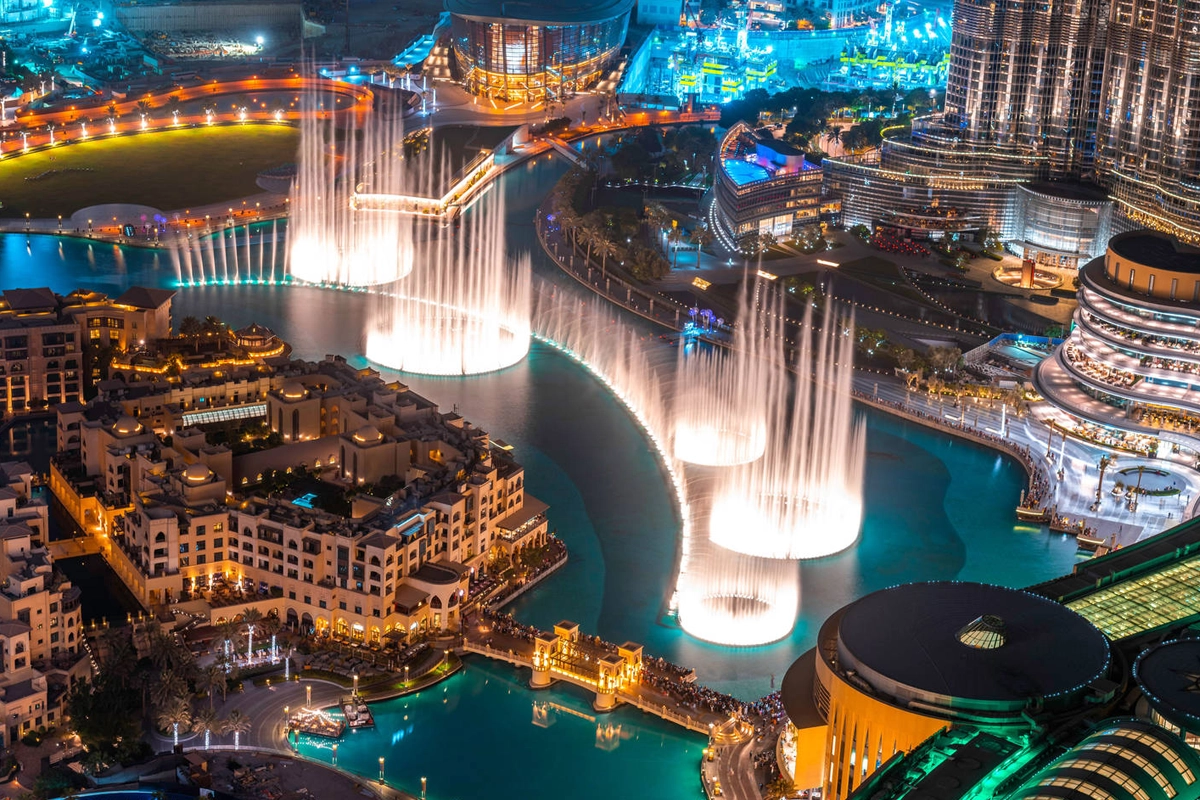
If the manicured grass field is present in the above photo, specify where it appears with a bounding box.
[0,124,299,218]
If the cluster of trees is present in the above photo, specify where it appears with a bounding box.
[177,315,229,350]
[66,611,272,773]
[608,126,717,184]
[791,224,830,254]
[719,85,940,151]
[550,169,673,281]
[894,345,963,388]
[738,231,777,257]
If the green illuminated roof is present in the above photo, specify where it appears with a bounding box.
[1065,553,1200,640]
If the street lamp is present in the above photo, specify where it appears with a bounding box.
[306,684,312,707]
[378,756,385,784]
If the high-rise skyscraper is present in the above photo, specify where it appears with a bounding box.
[1096,0,1200,239]
[824,0,1200,249]
[944,0,1108,177]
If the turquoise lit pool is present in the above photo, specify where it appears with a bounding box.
[295,660,705,799]
[721,158,772,186]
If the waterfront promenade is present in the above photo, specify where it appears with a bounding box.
[534,205,1200,547]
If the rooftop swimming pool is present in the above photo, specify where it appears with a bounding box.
[722,158,772,186]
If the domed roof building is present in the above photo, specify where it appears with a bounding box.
[780,582,1113,800]
[111,415,144,437]
[352,425,384,446]
[182,462,214,485]
[446,0,633,102]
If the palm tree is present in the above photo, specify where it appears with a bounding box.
[202,316,227,352]
[594,237,619,276]
[178,316,202,337]
[201,664,225,710]
[667,226,684,268]
[152,668,187,709]
[260,614,283,661]
[690,227,714,260]
[136,99,152,116]
[192,707,218,750]
[240,607,264,661]
[106,102,118,117]
[223,709,251,750]
[557,207,582,251]
[1097,454,1117,501]
[579,219,605,266]
[156,697,192,748]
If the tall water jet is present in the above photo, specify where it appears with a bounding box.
[365,193,531,376]
[707,305,866,561]
[287,92,422,286]
[167,220,283,286]
[672,281,780,466]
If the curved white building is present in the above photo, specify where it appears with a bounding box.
[1035,230,1200,455]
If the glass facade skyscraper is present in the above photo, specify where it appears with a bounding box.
[1096,0,1200,240]
[825,0,1200,249]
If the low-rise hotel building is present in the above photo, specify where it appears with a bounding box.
[1035,230,1200,457]
[0,286,174,414]
[0,522,88,746]
[52,347,551,642]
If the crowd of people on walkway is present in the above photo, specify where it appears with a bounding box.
[643,669,742,716]
[480,611,539,645]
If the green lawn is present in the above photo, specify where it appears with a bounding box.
[0,125,299,218]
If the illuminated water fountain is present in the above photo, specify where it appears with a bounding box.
[286,94,425,287]
[169,219,283,286]
[535,291,800,646]
[707,305,866,561]
[365,193,531,376]
[672,283,780,466]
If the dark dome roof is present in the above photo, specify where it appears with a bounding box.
[1110,231,1200,274]
[1134,638,1200,731]
[446,0,634,24]
[836,582,1110,711]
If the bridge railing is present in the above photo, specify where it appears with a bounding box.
[619,692,711,735]
[462,640,532,667]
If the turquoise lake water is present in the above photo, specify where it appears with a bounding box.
[2,151,1084,798]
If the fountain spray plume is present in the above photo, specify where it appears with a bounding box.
[533,291,692,581]
[672,277,780,466]
[287,89,419,286]
[675,544,800,646]
[708,302,866,560]
[168,218,283,286]
[366,191,531,375]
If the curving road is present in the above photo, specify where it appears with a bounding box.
[14,77,372,129]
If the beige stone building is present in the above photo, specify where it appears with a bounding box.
[53,354,551,642]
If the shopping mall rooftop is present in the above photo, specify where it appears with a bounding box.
[1031,514,1200,642]
[835,582,1111,711]
[1134,638,1200,733]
